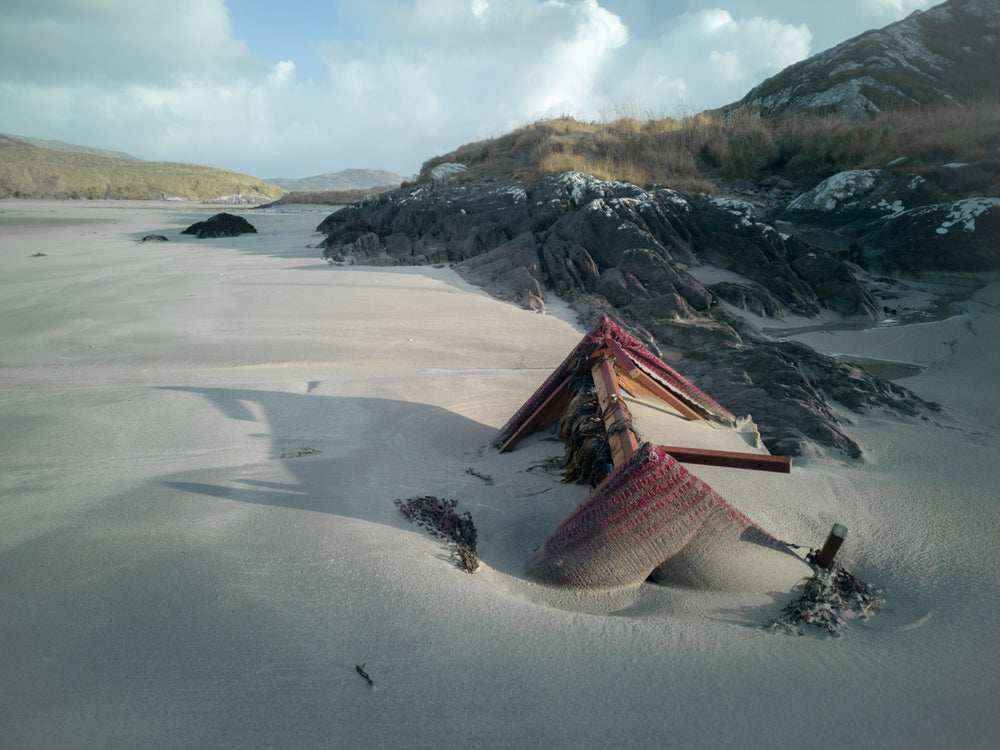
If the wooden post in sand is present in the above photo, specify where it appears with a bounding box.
[815,523,847,568]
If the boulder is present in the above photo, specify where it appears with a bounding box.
[181,212,257,239]
[789,250,880,317]
[859,198,1000,277]
[430,162,467,187]
[780,169,945,233]
[455,232,547,310]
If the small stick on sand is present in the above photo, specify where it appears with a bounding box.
[355,663,375,690]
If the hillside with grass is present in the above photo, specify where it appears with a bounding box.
[417,0,999,196]
[417,98,1000,196]
[0,135,286,202]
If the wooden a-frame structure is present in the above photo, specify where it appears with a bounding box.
[494,316,800,589]
[494,315,791,476]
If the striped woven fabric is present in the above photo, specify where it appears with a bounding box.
[526,443,793,588]
[493,316,733,449]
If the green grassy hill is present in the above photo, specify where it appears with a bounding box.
[0,135,286,201]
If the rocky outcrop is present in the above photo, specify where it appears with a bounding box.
[859,197,1000,276]
[319,173,877,319]
[765,169,1000,279]
[430,163,467,187]
[729,0,1000,120]
[782,169,946,232]
[181,213,258,239]
[210,194,273,205]
[317,172,934,458]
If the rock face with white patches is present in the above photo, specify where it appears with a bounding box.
[782,169,946,230]
[728,0,1000,120]
[859,197,1000,276]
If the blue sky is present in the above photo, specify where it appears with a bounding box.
[0,0,936,179]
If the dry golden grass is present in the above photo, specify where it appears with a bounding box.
[419,98,1000,192]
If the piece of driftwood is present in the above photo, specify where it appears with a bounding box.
[355,663,375,688]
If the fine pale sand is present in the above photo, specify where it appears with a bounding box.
[2,199,998,748]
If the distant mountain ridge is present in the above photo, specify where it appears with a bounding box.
[266,169,405,192]
[728,0,1000,119]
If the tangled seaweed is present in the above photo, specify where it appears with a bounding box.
[558,361,616,488]
[394,495,479,573]
[770,561,883,637]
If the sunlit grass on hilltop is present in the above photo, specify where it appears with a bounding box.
[418,97,1000,193]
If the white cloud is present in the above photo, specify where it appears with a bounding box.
[615,9,812,114]
[0,1,934,178]
[522,0,629,117]
[0,0,257,86]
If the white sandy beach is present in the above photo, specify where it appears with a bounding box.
[1,199,998,748]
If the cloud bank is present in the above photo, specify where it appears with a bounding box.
[0,0,936,178]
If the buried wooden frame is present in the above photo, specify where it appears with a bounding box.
[500,332,791,476]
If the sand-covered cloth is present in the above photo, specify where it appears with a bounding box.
[493,316,734,450]
[526,443,805,589]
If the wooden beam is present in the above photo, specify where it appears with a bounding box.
[590,355,639,466]
[603,336,640,378]
[660,445,791,474]
[499,376,572,453]
[625,369,704,421]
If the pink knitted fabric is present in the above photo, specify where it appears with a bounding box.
[494,316,733,449]
[526,444,790,588]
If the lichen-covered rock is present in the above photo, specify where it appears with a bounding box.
[781,169,945,231]
[430,162,467,186]
[859,198,1000,277]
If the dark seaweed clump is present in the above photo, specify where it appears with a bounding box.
[394,496,479,573]
[770,562,883,637]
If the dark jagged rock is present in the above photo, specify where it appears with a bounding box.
[455,232,547,310]
[708,282,786,318]
[680,333,930,459]
[316,171,937,458]
[181,212,258,239]
[780,169,947,234]
[859,197,1000,276]
[138,234,169,243]
[318,173,873,318]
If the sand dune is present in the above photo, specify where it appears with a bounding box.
[1,200,997,748]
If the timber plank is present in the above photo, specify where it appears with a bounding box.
[627,369,704,421]
[499,376,571,452]
[661,446,791,474]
